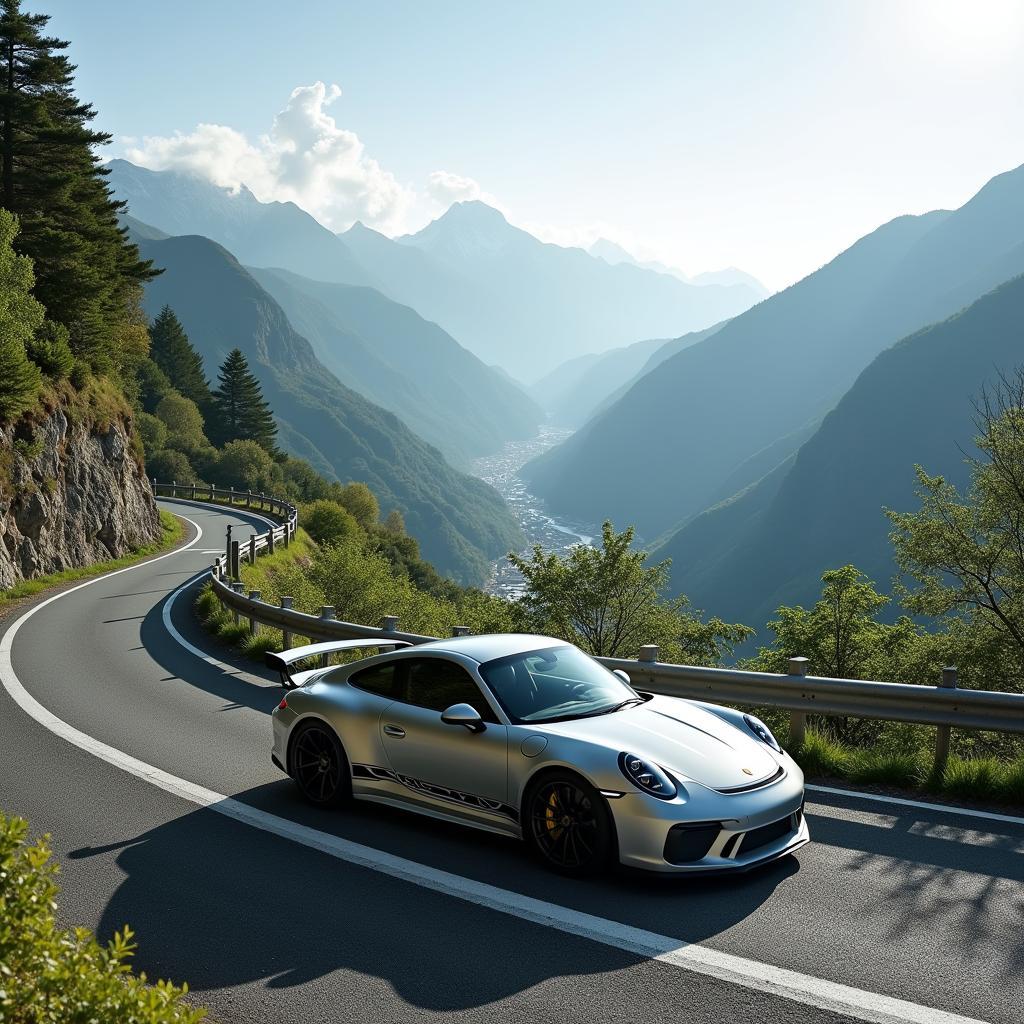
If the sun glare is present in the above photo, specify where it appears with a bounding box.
[910,0,1023,62]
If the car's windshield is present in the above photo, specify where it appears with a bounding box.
[479,645,640,723]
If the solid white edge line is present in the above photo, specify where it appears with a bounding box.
[0,513,996,1024]
[806,785,1024,828]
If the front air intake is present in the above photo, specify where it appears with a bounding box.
[663,822,721,864]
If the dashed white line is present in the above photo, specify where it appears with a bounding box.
[0,510,998,1024]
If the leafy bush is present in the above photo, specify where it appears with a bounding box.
[336,481,379,529]
[147,449,195,484]
[209,439,281,494]
[0,810,205,1022]
[136,412,169,457]
[155,392,207,453]
[240,628,282,658]
[301,499,360,547]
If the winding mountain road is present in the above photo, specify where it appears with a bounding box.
[1,500,1021,1024]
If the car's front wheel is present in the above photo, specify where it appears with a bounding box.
[524,770,615,876]
[289,721,352,807]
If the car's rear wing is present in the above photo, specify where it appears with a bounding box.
[265,639,411,688]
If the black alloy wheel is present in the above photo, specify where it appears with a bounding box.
[290,723,351,807]
[525,771,613,876]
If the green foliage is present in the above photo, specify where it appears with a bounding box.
[302,499,360,546]
[509,521,751,661]
[209,347,278,453]
[154,392,207,452]
[0,1,157,369]
[239,627,282,658]
[0,208,42,420]
[889,372,1024,690]
[149,305,211,408]
[336,481,379,529]
[26,319,73,378]
[134,356,173,414]
[0,810,205,1022]
[210,438,279,493]
[146,448,195,484]
[136,411,168,457]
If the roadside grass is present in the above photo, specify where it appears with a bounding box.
[0,509,184,610]
[794,728,1024,808]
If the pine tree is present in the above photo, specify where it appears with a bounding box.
[149,306,211,409]
[0,207,42,421]
[210,348,278,453]
[0,0,156,369]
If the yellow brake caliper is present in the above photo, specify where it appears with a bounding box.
[546,790,562,838]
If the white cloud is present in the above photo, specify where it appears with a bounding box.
[124,82,413,233]
[425,170,483,205]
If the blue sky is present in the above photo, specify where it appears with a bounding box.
[47,0,1024,289]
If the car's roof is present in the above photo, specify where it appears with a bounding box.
[405,633,569,664]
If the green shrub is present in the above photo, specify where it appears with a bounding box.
[941,757,1002,801]
[147,448,195,484]
[847,749,926,788]
[216,620,251,645]
[239,628,281,658]
[793,729,850,778]
[27,320,74,379]
[0,810,205,1022]
[68,358,91,390]
[301,499,360,547]
[137,411,169,457]
[999,757,1024,803]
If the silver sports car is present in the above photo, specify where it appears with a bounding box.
[268,634,809,875]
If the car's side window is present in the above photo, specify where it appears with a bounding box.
[347,661,400,699]
[403,658,498,723]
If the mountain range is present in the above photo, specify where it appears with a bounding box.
[655,271,1024,631]
[525,163,1024,545]
[130,229,524,582]
[108,160,763,378]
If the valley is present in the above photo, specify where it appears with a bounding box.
[471,426,595,598]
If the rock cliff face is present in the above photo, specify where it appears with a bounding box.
[0,405,160,589]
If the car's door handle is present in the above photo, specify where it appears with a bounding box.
[383,724,406,738]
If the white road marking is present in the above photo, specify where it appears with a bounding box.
[807,784,1024,828]
[0,527,997,1024]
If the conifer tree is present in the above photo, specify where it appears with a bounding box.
[149,306,211,409]
[0,0,156,368]
[210,348,278,454]
[0,207,42,420]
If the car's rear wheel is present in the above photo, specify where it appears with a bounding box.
[289,721,352,807]
[524,770,614,876]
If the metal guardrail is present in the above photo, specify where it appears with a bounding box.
[155,486,1024,775]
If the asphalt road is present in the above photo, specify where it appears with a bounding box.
[0,499,1021,1024]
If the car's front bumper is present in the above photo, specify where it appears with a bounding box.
[609,766,808,873]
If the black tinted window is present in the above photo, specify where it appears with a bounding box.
[405,659,497,722]
[347,662,399,699]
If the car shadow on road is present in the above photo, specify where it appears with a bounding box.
[77,783,797,1013]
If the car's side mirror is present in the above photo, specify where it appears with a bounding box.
[441,703,485,733]
[613,669,631,685]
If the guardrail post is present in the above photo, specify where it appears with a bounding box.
[248,534,257,565]
[151,476,157,496]
[280,596,293,649]
[246,489,252,509]
[638,644,659,663]
[787,657,809,749]
[284,519,291,547]
[225,524,232,573]
[247,591,261,634]
[452,625,470,637]
[230,539,240,581]
[382,615,399,633]
[191,482,196,501]
[933,667,958,777]
[268,527,276,555]
[229,486,236,507]
[319,606,336,666]
[231,582,244,624]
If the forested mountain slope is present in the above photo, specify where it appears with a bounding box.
[655,273,1024,631]
[250,267,542,466]
[134,232,522,581]
[525,163,1024,539]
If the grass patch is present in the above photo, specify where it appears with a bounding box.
[0,508,184,609]
[239,628,282,658]
[795,727,1023,807]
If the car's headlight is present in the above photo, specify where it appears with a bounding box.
[743,714,782,752]
[618,752,677,799]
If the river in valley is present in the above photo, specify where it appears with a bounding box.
[471,426,597,598]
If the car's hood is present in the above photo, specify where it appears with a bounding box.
[539,695,781,791]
